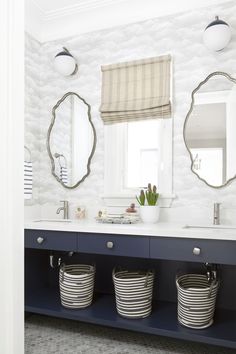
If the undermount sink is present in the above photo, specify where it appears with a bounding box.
[183,224,236,230]
[34,219,72,223]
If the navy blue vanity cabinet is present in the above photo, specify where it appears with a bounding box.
[150,237,236,265]
[25,229,77,251]
[25,229,236,350]
[78,232,149,258]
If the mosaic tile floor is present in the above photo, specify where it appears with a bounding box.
[25,315,235,354]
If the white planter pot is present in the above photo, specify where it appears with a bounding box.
[139,205,160,224]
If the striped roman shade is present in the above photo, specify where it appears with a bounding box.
[100,54,171,124]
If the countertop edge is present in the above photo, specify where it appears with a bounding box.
[24,221,236,241]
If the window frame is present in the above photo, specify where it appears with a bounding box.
[103,118,174,208]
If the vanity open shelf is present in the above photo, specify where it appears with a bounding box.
[26,288,236,349]
[25,228,236,349]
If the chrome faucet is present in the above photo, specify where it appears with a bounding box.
[56,200,69,219]
[213,203,221,225]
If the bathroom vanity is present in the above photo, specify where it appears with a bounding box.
[25,222,236,349]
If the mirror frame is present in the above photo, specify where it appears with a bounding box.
[183,71,236,189]
[47,92,97,189]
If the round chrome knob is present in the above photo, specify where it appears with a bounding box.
[37,237,44,244]
[106,241,114,249]
[193,247,201,256]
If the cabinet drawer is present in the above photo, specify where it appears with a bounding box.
[25,229,77,251]
[78,233,149,258]
[150,237,236,265]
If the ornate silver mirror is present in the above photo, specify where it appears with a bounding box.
[184,72,236,188]
[47,92,96,189]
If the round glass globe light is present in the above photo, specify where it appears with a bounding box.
[203,23,231,51]
[54,54,76,76]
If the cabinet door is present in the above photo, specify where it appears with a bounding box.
[78,233,149,258]
[25,229,77,251]
[150,237,236,265]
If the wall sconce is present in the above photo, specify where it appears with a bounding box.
[54,47,78,76]
[203,16,231,51]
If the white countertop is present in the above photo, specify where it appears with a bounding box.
[24,220,236,241]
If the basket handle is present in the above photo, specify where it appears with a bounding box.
[144,270,154,288]
[112,267,116,280]
[88,264,96,274]
[112,267,129,281]
[175,269,186,282]
[59,263,96,286]
[60,263,66,283]
[176,273,219,293]
[208,278,219,298]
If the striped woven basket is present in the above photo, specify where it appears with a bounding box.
[59,264,95,309]
[176,274,219,329]
[113,268,155,319]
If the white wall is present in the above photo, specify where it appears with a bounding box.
[25,0,236,224]
[0,0,24,353]
[25,34,42,202]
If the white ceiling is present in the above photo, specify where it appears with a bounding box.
[26,0,228,42]
[31,0,125,13]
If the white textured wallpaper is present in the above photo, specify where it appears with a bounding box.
[25,1,236,222]
[25,35,41,203]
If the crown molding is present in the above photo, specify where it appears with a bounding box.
[25,0,229,43]
[44,0,126,21]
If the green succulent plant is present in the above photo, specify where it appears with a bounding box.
[136,189,145,206]
[136,183,159,206]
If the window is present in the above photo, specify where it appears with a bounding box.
[125,120,161,189]
[104,118,173,206]
[101,54,173,207]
